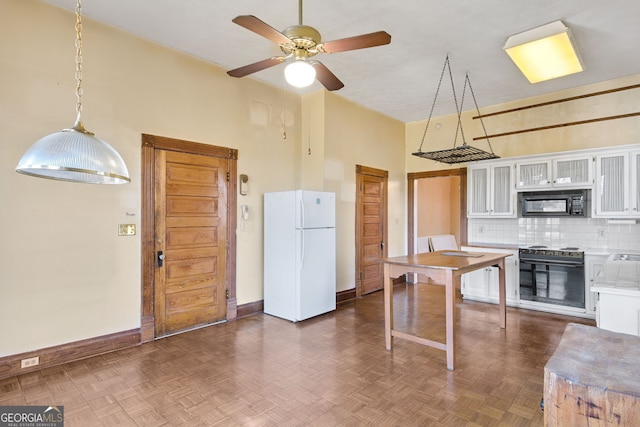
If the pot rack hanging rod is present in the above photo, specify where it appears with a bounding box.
[472,111,640,140]
[472,83,640,120]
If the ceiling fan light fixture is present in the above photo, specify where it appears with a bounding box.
[503,20,583,84]
[284,59,316,88]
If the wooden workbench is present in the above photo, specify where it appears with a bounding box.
[544,323,640,426]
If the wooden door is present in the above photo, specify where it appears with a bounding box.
[356,165,388,296]
[154,150,228,336]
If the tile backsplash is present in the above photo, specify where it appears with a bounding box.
[469,217,640,252]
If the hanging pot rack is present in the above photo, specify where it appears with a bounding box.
[412,55,498,164]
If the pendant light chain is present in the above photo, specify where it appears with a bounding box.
[73,0,91,133]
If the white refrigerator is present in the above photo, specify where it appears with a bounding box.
[264,190,336,321]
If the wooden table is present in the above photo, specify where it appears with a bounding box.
[382,250,509,370]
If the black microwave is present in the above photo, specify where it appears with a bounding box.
[519,190,589,217]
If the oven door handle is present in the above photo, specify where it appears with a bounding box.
[520,258,583,267]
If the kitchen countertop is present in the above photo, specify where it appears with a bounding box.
[583,247,610,256]
[465,242,519,250]
[592,283,640,296]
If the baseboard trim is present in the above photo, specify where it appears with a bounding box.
[236,300,263,318]
[393,274,407,286]
[0,329,140,380]
[337,288,357,304]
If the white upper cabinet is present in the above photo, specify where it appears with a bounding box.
[468,162,515,217]
[516,155,593,190]
[553,155,593,188]
[595,149,640,218]
[469,166,490,216]
[632,150,640,215]
[516,160,551,189]
[469,144,640,219]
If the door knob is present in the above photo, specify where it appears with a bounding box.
[157,251,165,267]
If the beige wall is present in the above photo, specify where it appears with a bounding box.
[0,0,406,357]
[1,0,303,357]
[322,93,406,291]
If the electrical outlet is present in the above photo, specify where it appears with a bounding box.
[598,229,605,238]
[21,356,39,368]
[478,225,485,234]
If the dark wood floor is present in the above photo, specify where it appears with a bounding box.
[0,283,595,426]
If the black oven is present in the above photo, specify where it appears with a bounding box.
[519,247,585,308]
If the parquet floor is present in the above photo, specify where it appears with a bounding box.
[0,283,595,426]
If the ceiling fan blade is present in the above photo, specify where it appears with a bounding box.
[319,31,391,53]
[311,62,344,91]
[318,31,391,53]
[227,57,286,78]
[231,15,292,46]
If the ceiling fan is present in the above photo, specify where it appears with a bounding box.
[226,0,391,91]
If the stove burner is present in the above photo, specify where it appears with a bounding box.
[528,245,547,249]
[560,247,580,251]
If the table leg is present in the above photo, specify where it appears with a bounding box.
[445,273,455,370]
[384,263,393,350]
[498,258,506,329]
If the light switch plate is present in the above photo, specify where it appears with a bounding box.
[118,224,136,236]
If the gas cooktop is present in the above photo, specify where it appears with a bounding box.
[525,245,582,251]
[520,245,585,259]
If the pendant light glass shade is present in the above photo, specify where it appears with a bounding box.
[15,0,130,184]
[16,122,130,184]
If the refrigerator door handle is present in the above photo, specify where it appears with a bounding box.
[299,197,305,229]
[300,230,305,267]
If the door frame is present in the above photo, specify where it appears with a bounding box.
[141,134,238,342]
[355,165,388,297]
[407,168,467,255]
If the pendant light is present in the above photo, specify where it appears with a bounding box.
[16,0,130,184]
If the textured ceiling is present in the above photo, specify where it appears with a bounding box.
[43,0,640,123]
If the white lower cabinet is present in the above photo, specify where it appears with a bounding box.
[593,289,640,336]
[585,254,608,316]
[461,246,518,305]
